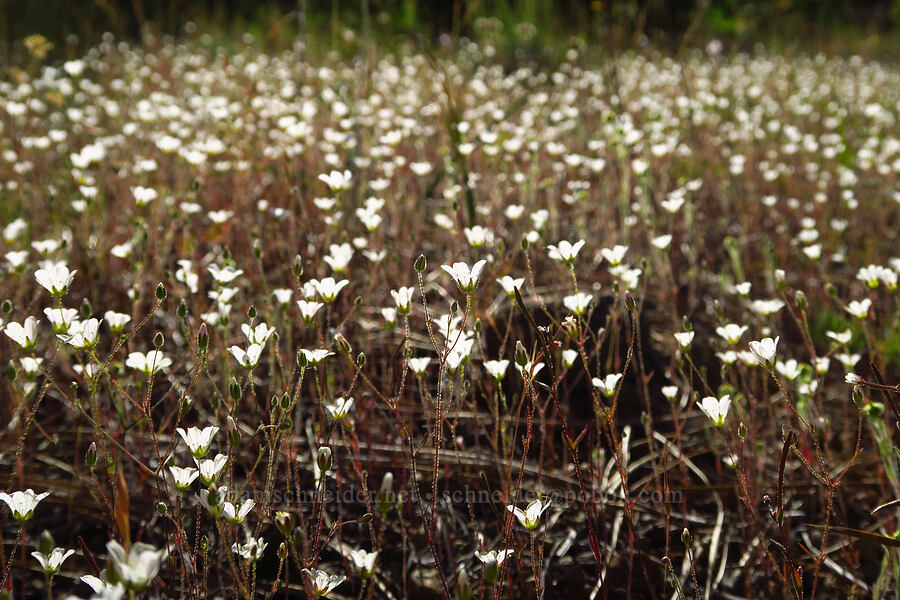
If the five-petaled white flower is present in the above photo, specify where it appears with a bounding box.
[4,316,39,351]
[347,548,378,579]
[300,348,333,365]
[223,498,255,525]
[0,489,50,521]
[324,396,355,422]
[196,453,228,486]
[232,536,267,562]
[106,540,166,591]
[31,547,75,575]
[176,426,219,458]
[442,259,487,293]
[748,336,779,370]
[104,310,131,334]
[390,286,416,314]
[35,262,76,296]
[475,548,514,583]
[297,300,324,325]
[168,465,199,491]
[507,498,551,530]
[241,322,276,345]
[547,239,585,264]
[59,317,102,350]
[698,395,731,427]
[314,277,349,302]
[125,351,172,376]
[229,343,263,369]
[302,568,346,597]
[592,373,623,398]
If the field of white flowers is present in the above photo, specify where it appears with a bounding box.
[1,30,900,599]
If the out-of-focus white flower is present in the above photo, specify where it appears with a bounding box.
[408,357,432,376]
[563,292,592,316]
[104,311,131,334]
[300,348,333,365]
[497,276,525,297]
[484,359,509,381]
[600,245,629,266]
[318,169,352,192]
[845,299,871,319]
[106,540,166,591]
[673,331,694,351]
[715,324,748,345]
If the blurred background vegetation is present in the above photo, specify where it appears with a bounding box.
[1,0,899,63]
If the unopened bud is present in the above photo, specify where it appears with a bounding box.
[515,341,528,367]
[153,331,165,349]
[795,290,807,311]
[414,254,427,272]
[681,527,692,547]
[156,502,168,515]
[177,299,188,319]
[334,333,351,355]
[277,542,287,560]
[248,305,257,320]
[198,323,209,354]
[317,446,333,472]
[86,441,98,470]
[357,352,366,367]
[229,377,241,401]
[292,255,303,278]
[80,298,92,319]
[155,282,167,301]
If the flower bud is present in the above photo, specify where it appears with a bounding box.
[86,441,98,470]
[335,333,351,355]
[177,299,188,319]
[6,361,16,382]
[376,472,395,514]
[157,502,168,515]
[277,542,287,560]
[275,510,294,534]
[774,269,786,290]
[155,282,167,301]
[794,290,807,312]
[80,297,92,319]
[229,377,241,401]
[624,291,636,312]
[317,446,333,472]
[292,255,303,278]
[681,527,692,547]
[37,530,55,556]
[357,352,366,367]
[414,254,427,272]
[198,323,209,355]
[153,331,165,349]
[248,305,257,320]
[515,341,528,368]
[1,299,12,314]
